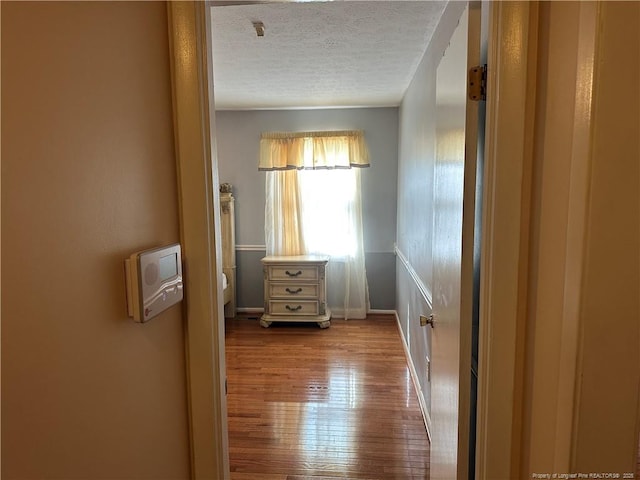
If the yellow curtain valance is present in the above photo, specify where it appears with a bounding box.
[259,130,370,170]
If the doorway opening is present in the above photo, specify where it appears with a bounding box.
[208,1,482,478]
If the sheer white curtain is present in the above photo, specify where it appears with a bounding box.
[265,169,306,256]
[297,168,369,319]
[262,130,370,319]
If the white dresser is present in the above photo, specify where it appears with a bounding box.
[260,255,331,328]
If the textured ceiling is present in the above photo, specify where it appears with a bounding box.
[210,1,447,110]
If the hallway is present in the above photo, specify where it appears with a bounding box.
[225,314,430,479]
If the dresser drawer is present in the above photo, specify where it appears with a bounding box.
[269,283,319,299]
[268,265,319,282]
[269,300,319,315]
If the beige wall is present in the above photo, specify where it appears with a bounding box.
[1,2,190,478]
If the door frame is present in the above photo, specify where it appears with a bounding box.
[167,3,230,479]
[168,1,544,478]
[475,2,539,478]
[477,2,640,475]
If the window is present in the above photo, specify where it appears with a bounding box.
[298,168,360,259]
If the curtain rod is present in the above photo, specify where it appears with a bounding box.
[260,130,365,140]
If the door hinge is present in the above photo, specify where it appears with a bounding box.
[468,64,487,101]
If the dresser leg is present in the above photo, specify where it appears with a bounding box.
[317,320,331,329]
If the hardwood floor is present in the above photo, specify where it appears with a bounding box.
[225,314,430,479]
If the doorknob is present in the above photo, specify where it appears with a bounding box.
[420,314,435,328]
[426,314,435,328]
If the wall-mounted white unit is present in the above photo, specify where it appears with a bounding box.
[125,243,183,323]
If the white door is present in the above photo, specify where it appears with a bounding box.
[430,3,483,479]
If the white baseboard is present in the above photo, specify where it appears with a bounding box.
[394,311,432,442]
[368,309,397,315]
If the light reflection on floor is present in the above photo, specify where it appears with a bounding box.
[293,363,362,466]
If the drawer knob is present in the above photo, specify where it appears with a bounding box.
[285,304,302,312]
[285,270,302,277]
[286,287,303,294]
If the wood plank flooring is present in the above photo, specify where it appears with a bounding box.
[225,314,430,479]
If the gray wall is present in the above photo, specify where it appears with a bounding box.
[215,107,398,310]
[395,2,466,419]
